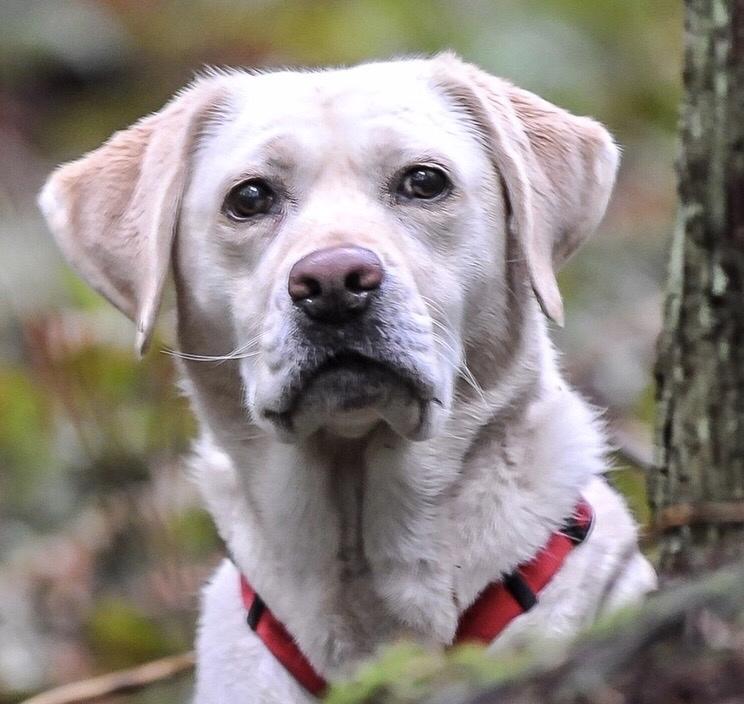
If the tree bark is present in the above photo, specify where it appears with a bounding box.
[653,0,744,576]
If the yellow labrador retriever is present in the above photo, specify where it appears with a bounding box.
[39,54,656,702]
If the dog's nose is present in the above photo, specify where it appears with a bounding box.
[288,246,384,323]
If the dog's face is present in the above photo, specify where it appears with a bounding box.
[178,64,504,441]
[39,55,619,444]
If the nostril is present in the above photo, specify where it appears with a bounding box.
[289,275,322,302]
[345,265,383,294]
[345,271,365,294]
[345,271,360,293]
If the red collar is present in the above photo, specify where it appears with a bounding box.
[239,499,593,697]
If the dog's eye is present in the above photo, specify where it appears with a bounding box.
[397,166,450,200]
[224,179,275,219]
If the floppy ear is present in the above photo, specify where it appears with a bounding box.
[38,78,227,356]
[435,55,619,325]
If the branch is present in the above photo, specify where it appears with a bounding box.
[20,652,195,704]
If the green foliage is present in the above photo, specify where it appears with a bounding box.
[111,677,195,704]
[86,598,182,671]
[0,368,52,504]
[169,508,221,560]
[634,383,656,427]
[609,465,651,527]
[326,642,537,704]
[61,269,106,312]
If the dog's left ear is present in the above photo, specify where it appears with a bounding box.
[38,78,227,356]
[435,55,619,325]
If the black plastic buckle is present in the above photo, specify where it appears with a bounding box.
[562,507,594,545]
[503,571,538,612]
[247,593,266,631]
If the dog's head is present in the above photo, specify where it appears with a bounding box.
[39,54,618,444]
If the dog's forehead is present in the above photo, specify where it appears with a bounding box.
[214,61,469,154]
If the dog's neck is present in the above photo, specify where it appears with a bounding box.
[187,318,606,677]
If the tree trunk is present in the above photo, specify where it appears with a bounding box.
[652,0,744,576]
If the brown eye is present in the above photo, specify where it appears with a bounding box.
[224,179,275,219]
[397,166,450,200]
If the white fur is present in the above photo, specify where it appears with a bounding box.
[38,55,656,703]
[192,351,656,702]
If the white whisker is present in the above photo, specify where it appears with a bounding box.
[431,330,486,404]
[421,296,487,404]
[162,336,263,364]
[420,294,450,321]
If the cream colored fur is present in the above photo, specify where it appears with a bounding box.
[39,54,656,703]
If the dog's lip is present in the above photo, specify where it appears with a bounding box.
[268,349,433,416]
[259,350,445,442]
[303,350,431,403]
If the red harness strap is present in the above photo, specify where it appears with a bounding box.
[239,577,328,696]
[239,499,593,698]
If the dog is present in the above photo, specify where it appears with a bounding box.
[39,53,656,702]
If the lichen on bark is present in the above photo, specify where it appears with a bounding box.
[653,0,744,575]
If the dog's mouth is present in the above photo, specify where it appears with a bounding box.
[263,350,436,441]
[302,350,427,405]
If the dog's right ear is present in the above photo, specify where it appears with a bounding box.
[38,78,227,356]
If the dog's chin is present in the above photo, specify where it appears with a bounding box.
[259,359,441,443]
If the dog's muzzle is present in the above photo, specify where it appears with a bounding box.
[258,246,440,441]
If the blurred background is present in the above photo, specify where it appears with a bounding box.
[0,1,680,701]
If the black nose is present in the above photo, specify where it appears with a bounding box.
[288,246,384,324]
